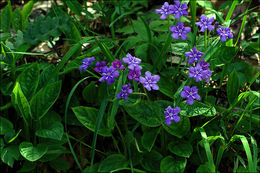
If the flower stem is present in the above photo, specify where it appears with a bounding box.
[204,29,208,51]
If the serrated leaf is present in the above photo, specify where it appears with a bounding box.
[98,154,128,172]
[19,142,48,162]
[72,106,111,136]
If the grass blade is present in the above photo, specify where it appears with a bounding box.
[65,76,91,172]
[224,0,238,23]
[90,96,108,166]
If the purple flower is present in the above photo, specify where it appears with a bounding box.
[79,57,95,71]
[185,47,204,65]
[214,21,219,27]
[140,71,160,91]
[164,106,181,125]
[94,61,106,72]
[169,22,191,40]
[117,84,133,101]
[199,59,209,70]
[128,68,141,82]
[180,86,201,105]
[155,2,174,20]
[123,53,142,70]
[216,26,233,42]
[112,59,124,70]
[195,15,215,32]
[99,66,120,85]
[188,64,205,82]
[172,0,188,19]
[203,69,212,83]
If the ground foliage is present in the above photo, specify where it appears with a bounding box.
[0,0,259,172]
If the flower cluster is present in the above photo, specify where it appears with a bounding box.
[155,1,188,20]
[79,57,95,72]
[169,22,191,40]
[216,26,233,42]
[185,46,204,65]
[181,86,201,105]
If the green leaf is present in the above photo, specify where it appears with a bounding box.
[30,80,62,120]
[212,46,238,65]
[82,81,98,105]
[162,117,190,138]
[0,5,11,32]
[197,1,214,10]
[168,140,193,158]
[141,151,163,172]
[17,63,40,101]
[65,0,82,16]
[196,162,212,173]
[19,142,48,162]
[171,42,189,55]
[21,0,34,30]
[122,100,161,127]
[160,156,187,173]
[12,82,32,124]
[17,161,36,173]
[40,145,68,162]
[1,145,20,167]
[98,154,128,172]
[12,8,22,31]
[180,101,216,117]
[72,106,111,137]
[35,121,64,140]
[49,157,70,171]
[141,127,161,152]
[227,69,239,105]
[0,116,13,135]
[38,64,58,89]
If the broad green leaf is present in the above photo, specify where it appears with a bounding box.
[82,81,98,105]
[180,101,216,117]
[227,69,239,105]
[1,145,20,167]
[171,42,189,55]
[21,0,34,30]
[168,140,193,158]
[197,1,214,10]
[12,83,32,124]
[122,100,161,127]
[141,127,161,152]
[19,142,48,162]
[141,150,163,172]
[40,145,68,162]
[0,5,11,32]
[12,8,22,31]
[17,161,36,173]
[160,156,187,173]
[72,106,111,137]
[212,46,238,65]
[202,38,221,62]
[30,80,62,120]
[49,157,70,171]
[17,63,40,101]
[65,1,82,16]
[0,116,13,135]
[196,162,213,173]
[98,154,128,172]
[35,122,64,140]
[162,117,190,138]
[38,64,58,89]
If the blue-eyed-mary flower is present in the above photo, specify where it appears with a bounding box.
[185,46,204,65]
[164,106,181,125]
[117,84,133,101]
[112,59,124,70]
[99,66,120,85]
[181,86,201,105]
[216,26,233,42]
[140,71,160,91]
[188,63,205,82]
[94,61,106,73]
[195,14,215,32]
[172,0,188,19]
[79,57,95,71]
[169,22,191,40]
[155,2,174,20]
[123,53,142,71]
[128,68,141,82]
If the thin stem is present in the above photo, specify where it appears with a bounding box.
[115,122,127,156]
[111,134,121,154]
[0,102,12,111]
[204,29,208,51]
